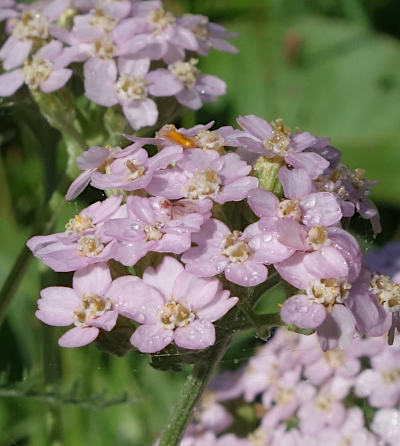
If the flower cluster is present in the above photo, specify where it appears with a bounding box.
[27,115,396,353]
[179,328,400,446]
[0,0,236,129]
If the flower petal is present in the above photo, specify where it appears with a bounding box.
[130,324,173,353]
[281,295,326,329]
[58,326,99,347]
[174,320,215,350]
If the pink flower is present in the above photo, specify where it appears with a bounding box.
[181,218,292,287]
[236,115,329,179]
[279,270,358,350]
[0,40,73,97]
[372,409,400,446]
[316,407,377,446]
[152,58,226,110]
[83,57,181,129]
[298,376,351,435]
[35,263,118,347]
[27,195,123,272]
[248,168,342,231]
[114,4,198,63]
[146,148,258,203]
[66,143,182,199]
[0,0,69,70]
[104,196,211,266]
[177,14,238,56]
[261,368,315,429]
[112,256,238,353]
[355,344,400,408]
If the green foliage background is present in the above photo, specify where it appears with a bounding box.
[0,0,399,444]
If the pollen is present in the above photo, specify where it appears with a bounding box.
[168,58,200,88]
[307,278,351,308]
[23,57,52,90]
[65,214,94,234]
[263,118,291,156]
[184,168,221,200]
[193,130,225,153]
[147,8,175,34]
[13,10,48,40]
[307,225,329,250]
[92,37,117,59]
[221,231,250,263]
[159,300,194,330]
[73,293,112,326]
[370,274,400,312]
[115,74,148,102]
[143,222,164,241]
[125,159,145,181]
[90,8,116,33]
[77,235,104,257]
[277,199,301,221]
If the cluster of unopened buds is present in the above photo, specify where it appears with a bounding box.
[0,0,235,129]
[179,328,400,446]
[26,113,400,354]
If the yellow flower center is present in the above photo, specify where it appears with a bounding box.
[168,58,199,87]
[184,168,221,200]
[159,301,194,330]
[221,231,249,263]
[73,293,112,326]
[65,214,94,234]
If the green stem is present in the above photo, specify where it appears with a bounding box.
[158,334,233,446]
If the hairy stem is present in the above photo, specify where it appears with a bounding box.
[158,333,233,446]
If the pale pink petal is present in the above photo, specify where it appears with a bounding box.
[147,68,182,96]
[303,247,349,279]
[35,40,63,61]
[278,166,312,199]
[276,218,309,250]
[174,320,215,350]
[247,188,279,218]
[173,270,220,310]
[122,98,158,130]
[84,58,118,106]
[249,231,295,263]
[285,152,329,179]
[65,169,94,200]
[281,295,326,329]
[317,305,356,351]
[40,68,72,93]
[196,74,226,96]
[117,57,149,77]
[108,276,164,324]
[89,310,118,331]
[176,88,202,110]
[215,177,259,204]
[143,256,184,298]
[275,252,317,290]
[72,263,112,297]
[236,114,272,140]
[0,69,24,96]
[301,192,342,227]
[130,324,173,353]
[146,144,183,171]
[58,326,99,347]
[197,292,238,322]
[225,261,268,287]
[1,38,32,70]
[36,286,80,326]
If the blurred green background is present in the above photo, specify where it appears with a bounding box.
[1,0,400,444]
